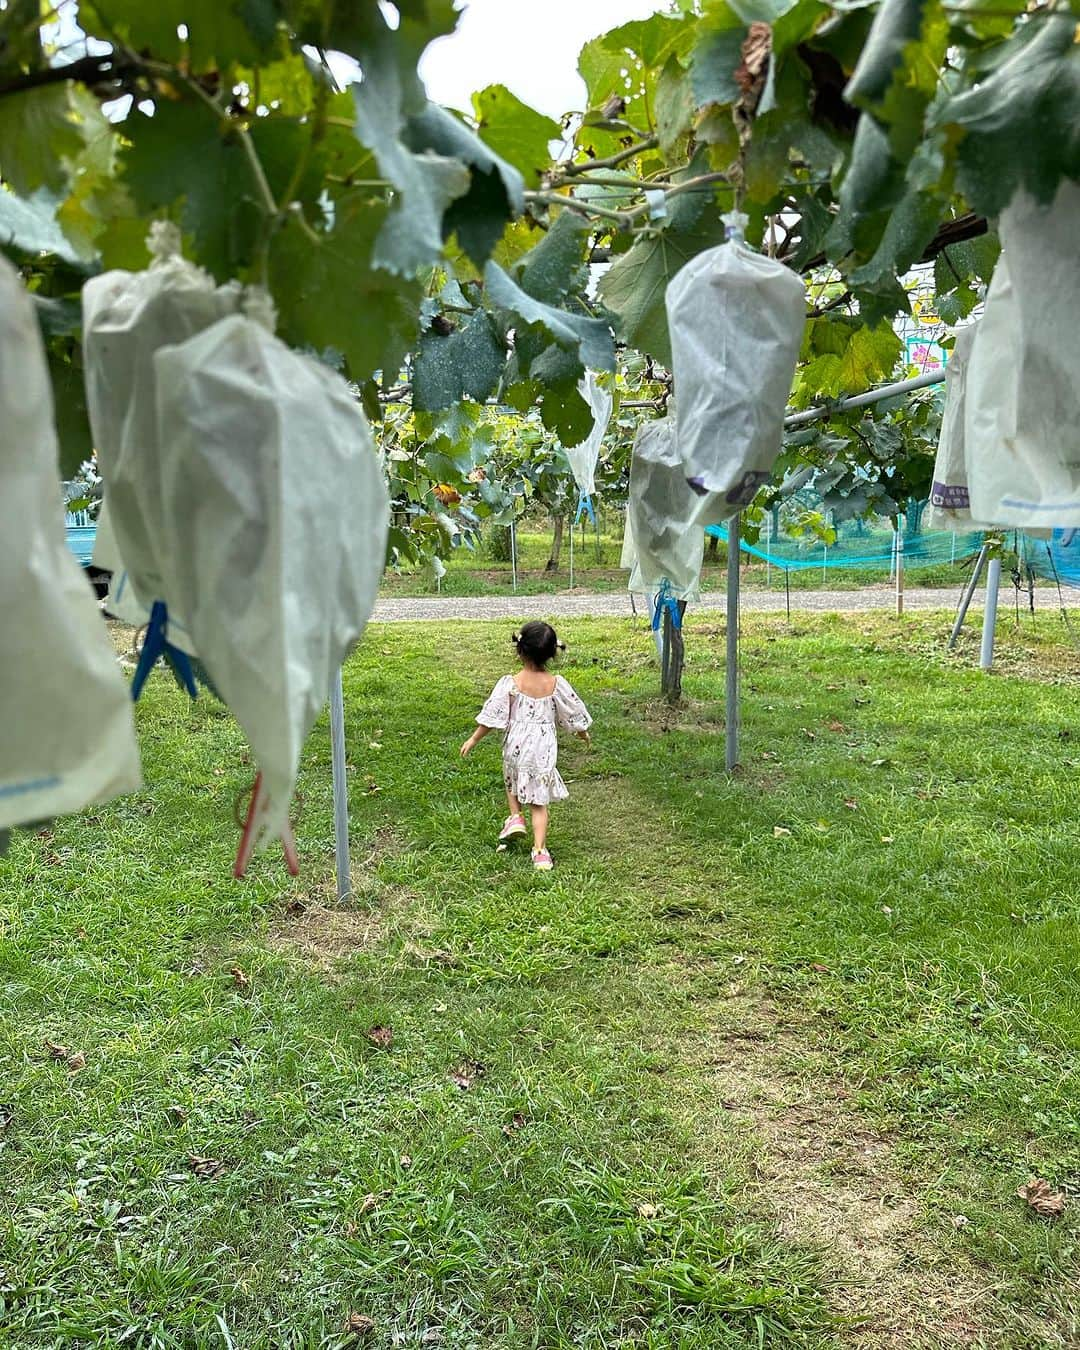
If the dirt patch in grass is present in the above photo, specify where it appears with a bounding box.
[690,999,987,1348]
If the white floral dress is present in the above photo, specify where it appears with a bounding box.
[477,674,592,805]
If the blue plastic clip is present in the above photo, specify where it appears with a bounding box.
[651,580,682,632]
[575,492,597,527]
[131,601,198,702]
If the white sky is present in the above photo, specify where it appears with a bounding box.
[419,0,671,118]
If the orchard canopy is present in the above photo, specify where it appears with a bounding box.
[2,0,1078,555]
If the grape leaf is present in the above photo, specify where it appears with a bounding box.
[846,185,941,288]
[0,86,81,196]
[656,56,695,156]
[845,0,947,159]
[932,13,1080,217]
[596,188,727,367]
[795,319,902,401]
[47,347,93,478]
[0,188,79,262]
[484,260,614,372]
[79,0,282,71]
[472,86,560,189]
[690,25,747,112]
[513,210,590,305]
[352,44,471,275]
[413,311,506,410]
[405,103,524,264]
[269,192,422,383]
[826,113,907,264]
[578,14,691,130]
[539,381,593,444]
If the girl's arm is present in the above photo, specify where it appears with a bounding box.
[460,724,491,757]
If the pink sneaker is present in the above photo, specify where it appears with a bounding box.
[499,813,527,842]
[531,848,553,871]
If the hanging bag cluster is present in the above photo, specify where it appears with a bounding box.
[0,257,142,831]
[563,372,612,524]
[665,213,805,525]
[153,310,389,853]
[967,180,1080,529]
[924,324,992,531]
[626,411,704,604]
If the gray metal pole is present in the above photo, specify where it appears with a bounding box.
[510,518,517,593]
[948,542,989,649]
[783,368,946,430]
[980,555,1001,671]
[895,525,904,616]
[726,513,741,773]
[568,515,574,590]
[329,665,351,903]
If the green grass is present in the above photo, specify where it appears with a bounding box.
[2,611,1080,1347]
[378,521,986,599]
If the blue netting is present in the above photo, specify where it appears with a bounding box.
[707,515,1080,591]
[65,524,97,567]
[1020,530,1080,590]
[705,520,986,572]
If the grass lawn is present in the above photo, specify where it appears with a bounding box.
[378,522,969,600]
[2,610,1079,1348]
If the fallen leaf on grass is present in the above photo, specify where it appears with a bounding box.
[0,1104,13,1130]
[189,1154,228,1180]
[826,719,848,734]
[367,1025,393,1050]
[229,966,250,990]
[344,1312,376,1340]
[810,962,831,974]
[636,1202,659,1219]
[399,1154,412,1169]
[44,1040,85,1070]
[843,798,858,811]
[880,834,895,844]
[772,825,791,837]
[449,1060,486,1091]
[357,1192,379,1216]
[951,1214,970,1228]
[801,728,816,740]
[285,898,306,917]
[1016,1178,1065,1217]
[165,1105,188,1125]
[501,1112,527,1138]
[881,905,893,916]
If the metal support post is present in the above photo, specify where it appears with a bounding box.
[726,513,741,773]
[948,543,989,649]
[329,666,351,903]
[980,555,1001,671]
[895,526,904,616]
[510,518,518,593]
[568,515,574,590]
[785,566,791,619]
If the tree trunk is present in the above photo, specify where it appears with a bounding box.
[661,600,688,704]
[545,513,565,572]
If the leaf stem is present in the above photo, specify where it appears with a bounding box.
[524,190,632,228]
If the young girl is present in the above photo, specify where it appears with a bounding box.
[460,621,592,871]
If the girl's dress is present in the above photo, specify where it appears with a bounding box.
[477,674,592,805]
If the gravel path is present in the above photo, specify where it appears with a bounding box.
[371,586,969,623]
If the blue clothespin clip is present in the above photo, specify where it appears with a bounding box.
[131,601,198,701]
[575,492,597,527]
[651,580,682,632]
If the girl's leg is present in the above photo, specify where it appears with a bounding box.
[506,789,522,818]
[531,804,549,852]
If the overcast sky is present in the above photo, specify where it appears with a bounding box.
[418,0,670,118]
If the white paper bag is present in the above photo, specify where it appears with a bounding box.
[627,413,703,601]
[564,372,612,498]
[82,224,242,633]
[666,224,805,526]
[967,181,1080,528]
[924,325,993,531]
[0,256,142,829]
[153,313,389,848]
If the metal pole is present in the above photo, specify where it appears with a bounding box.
[895,525,904,616]
[822,544,827,585]
[980,555,1001,671]
[948,543,989,649]
[783,368,946,430]
[568,514,574,590]
[765,511,771,588]
[510,517,518,593]
[726,513,741,773]
[785,566,791,619]
[329,666,351,903]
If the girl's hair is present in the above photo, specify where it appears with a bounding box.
[511,621,566,669]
